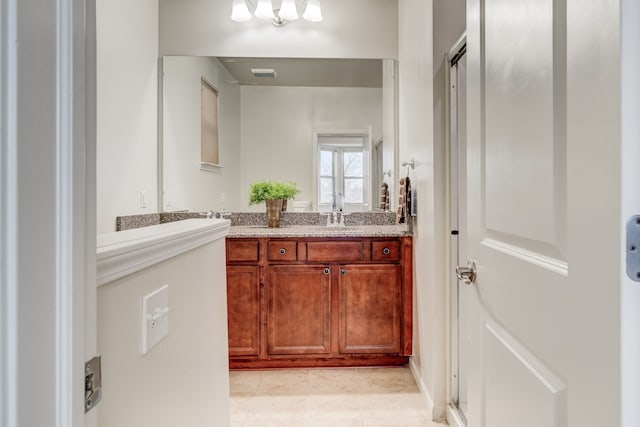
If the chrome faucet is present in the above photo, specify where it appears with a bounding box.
[323,211,348,227]
[199,209,231,219]
[323,211,339,227]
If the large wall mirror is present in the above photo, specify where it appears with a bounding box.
[160,56,398,213]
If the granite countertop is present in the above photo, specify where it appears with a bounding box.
[227,224,410,238]
[114,211,412,237]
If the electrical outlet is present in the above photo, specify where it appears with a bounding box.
[220,192,226,202]
[140,190,148,208]
[141,285,169,354]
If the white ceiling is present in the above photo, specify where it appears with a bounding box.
[217,57,383,88]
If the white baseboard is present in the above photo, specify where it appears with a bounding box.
[409,358,435,415]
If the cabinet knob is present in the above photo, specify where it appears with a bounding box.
[383,247,391,255]
[279,248,286,255]
[323,268,330,275]
[340,269,347,275]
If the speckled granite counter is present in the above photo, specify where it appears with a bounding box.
[114,211,414,238]
[228,224,410,238]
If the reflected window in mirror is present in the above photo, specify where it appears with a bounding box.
[317,134,369,212]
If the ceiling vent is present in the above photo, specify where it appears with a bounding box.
[251,68,277,78]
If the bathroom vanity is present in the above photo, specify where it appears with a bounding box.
[225,225,412,369]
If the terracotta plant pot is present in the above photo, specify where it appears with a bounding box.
[265,199,283,227]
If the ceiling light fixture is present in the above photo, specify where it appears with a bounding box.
[230,0,252,22]
[231,0,323,27]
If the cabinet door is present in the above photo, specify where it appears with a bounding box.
[268,265,331,355]
[227,265,261,356]
[338,264,402,354]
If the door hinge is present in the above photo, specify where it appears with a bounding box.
[85,355,102,413]
[626,215,640,282]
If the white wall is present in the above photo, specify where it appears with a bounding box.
[96,0,158,233]
[399,1,465,420]
[398,0,442,419]
[240,86,382,210]
[159,0,398,59]
[162,56,242,213]
[97,240,230,427]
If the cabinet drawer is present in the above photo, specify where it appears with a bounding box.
[371,240,401,262]
[227,239,260,262]
[268,240,298,261]
[306,241,362,262]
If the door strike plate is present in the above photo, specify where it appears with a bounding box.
[626,215,640,282]
[85,355,102,413]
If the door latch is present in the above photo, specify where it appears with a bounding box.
[85,355,102,413]
[626,215,640,282]
[456,260,477,285]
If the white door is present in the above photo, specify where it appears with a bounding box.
[464,1,622,427]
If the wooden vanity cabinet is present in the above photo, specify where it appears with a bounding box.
[225,236,412,369]
[338,264,402,354]
[226,265,261,356]
[268,265,331,355]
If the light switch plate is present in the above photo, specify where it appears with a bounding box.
[141,285,169,354]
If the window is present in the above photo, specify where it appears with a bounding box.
[317,134,369,211]
[200,79,220,172]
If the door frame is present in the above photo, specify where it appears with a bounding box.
[445,33,467,427]
[1,0,96,426]
[621,1,640,425]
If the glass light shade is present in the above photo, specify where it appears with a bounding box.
[279,0,299,21]
[302,0,323,22]
[230,0,252,22]
[254,0,275,20]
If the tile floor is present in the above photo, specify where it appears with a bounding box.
[229,367,446,427]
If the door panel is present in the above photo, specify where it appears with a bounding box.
[484,0,567,259]
[484,0,561,248]
[483,321,566,427]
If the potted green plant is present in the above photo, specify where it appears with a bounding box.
[248,180,277,206]
[249,180,299,227]
[275,181,300,212]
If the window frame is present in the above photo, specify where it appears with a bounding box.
[314,130,371,212]
[200,78,222,173]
